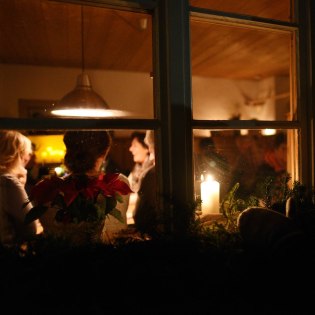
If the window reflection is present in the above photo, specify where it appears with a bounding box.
[194,129,296,214]
[25,129,141,179]
[190,19,292,121]
[23,129,158,230]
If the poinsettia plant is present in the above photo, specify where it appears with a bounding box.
[24,172,133,225]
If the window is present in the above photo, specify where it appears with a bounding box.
[0,0,313,235]
[190,3,301,209]
[0,2,153,119]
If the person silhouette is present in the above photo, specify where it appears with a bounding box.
[0,130,43,248]
[126,131,153,224]
[133,130,159,238]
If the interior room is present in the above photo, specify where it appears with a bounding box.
[0,1,314,313]
[0,0,312,226]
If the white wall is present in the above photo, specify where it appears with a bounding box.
[192,75,275,121]
[0,64,154,118]
[0,64,276,122]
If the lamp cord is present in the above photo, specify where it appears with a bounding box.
[81,5,85,73]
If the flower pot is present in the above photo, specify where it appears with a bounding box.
[40,207,108,246]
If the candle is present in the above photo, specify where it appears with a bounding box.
[200,175,220,215]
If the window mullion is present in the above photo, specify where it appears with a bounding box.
[296,0,314,189]
[155,0,193,235]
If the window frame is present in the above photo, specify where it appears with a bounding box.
[189,1,314,194]
[1,0,314,235]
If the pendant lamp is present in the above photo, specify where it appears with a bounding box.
[51,6,121,118]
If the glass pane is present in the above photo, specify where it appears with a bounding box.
[193,129,298,216]
[190,0,293,23]
[23,129,150,176]
[21,129,156,228]
[0,1,153,118]
[191,19,293,121]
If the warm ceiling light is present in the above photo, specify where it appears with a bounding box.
[261,129,276,136]
[51,73,126,117]
[51,6,125,118]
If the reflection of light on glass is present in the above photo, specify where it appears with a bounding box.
[262,129,276,136]
[200,174,220,215]
[240,129,249,135]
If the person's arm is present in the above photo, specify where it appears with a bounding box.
[4,175,43,237]
[134,166,158,236]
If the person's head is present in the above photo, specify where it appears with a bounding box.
[199,137,215,154]
[273,132,287,166]
[21,138,34,167]
[25,142,37,169]
[144,130,155,161]
[63,130,112,174]
[0,130,32,174]
[129,131,149,164]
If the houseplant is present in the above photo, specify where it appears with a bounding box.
[24,172,132,245]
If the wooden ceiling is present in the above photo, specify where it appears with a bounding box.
[0,0,292,80]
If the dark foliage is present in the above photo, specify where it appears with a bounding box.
[0,230,314,314]
[1,177,315,313]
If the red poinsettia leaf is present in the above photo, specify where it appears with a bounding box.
[81,188,93,199]
[102,173,133,196]
[97,172,105,181]
[29,177,64,205]
[28,172,131,226]
[111,179,133,195]
[61,180,80,206]
[81,183,99,199]
[103,172,119,182]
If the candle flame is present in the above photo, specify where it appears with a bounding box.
[201,174,215,182]
[207,175,213,182]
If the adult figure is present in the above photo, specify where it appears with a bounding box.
[128,131,152,192]
[15,131,33,186]
[25,142,40,195]
[127,131,153,224]
[256,132,287,181]
[255,132,288,213]
[133,130,159,238]
[0,130,43,248]
[38,130,130,243]
[228,132,262,200]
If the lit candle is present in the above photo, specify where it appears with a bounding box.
[200,174,220,215]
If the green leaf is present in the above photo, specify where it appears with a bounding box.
[108,208,124,223]
[24,205,49,225]
[115,193,123,203]
[105,197,117,215]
